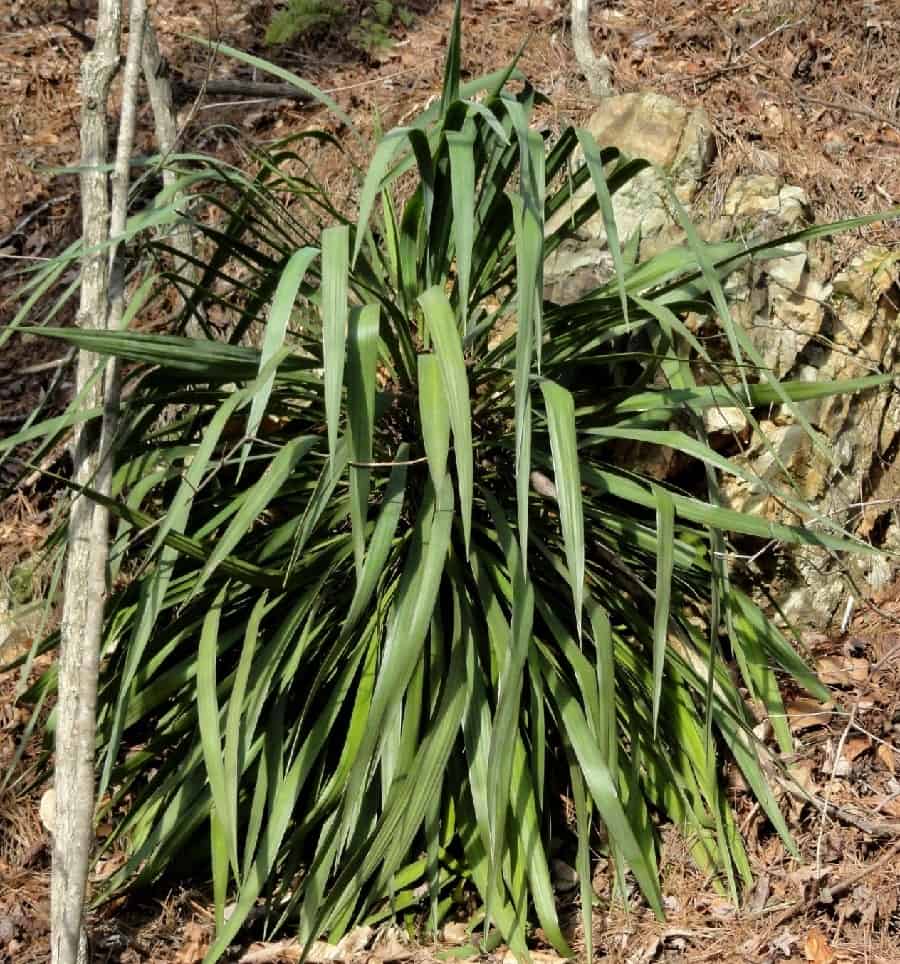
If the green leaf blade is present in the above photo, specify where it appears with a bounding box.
[540,380,585,635]
[418,286,473,554]
[346,303,381,573]
[651,484,675,734]
[322,225,350,464]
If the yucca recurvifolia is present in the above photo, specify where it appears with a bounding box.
[3,5,897,960]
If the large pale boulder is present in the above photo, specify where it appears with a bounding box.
[544,92,714,304]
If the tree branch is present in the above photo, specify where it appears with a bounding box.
[174,78,313,102]
[570,0,613,98]
[141,21,203,334]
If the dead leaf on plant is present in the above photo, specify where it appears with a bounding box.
[92,852,127,882]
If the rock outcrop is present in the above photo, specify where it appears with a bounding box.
[718,246,900,625]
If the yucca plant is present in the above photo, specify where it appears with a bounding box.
[4,7,896,960]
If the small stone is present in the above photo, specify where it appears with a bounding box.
[550,858,578,891]
[39,786,55,835]
[441,921,470,945]
[703,406,748,436]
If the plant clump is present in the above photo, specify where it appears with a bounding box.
[2,6,894,961]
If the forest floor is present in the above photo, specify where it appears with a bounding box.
[2,0,900,960]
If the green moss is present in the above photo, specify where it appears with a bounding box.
[7,562,35,605]
[265,0,414,50]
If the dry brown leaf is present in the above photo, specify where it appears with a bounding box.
[786,698,832,732]
[175,921,211,964]
[747,872,771,913]
[842,735,872,763]
[240,926,373,964]
[369,930,413,962]
[789,759,818,794]
[787,760,819,819]
[502,953,567,964]
[789,864,829,889]
[622,936,661,964]
[239,941,298,964]
[803,927,835,963]
[816,655,869,686]
[22,131,59,146]
[697,895,736,918]
[770,930,798,956]
[876,742,897,774]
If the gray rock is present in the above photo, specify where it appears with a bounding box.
[717,176,829,379]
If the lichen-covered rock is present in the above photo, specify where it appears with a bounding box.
[719,247,900,626]
[703,405,749,437]
[717,175,832,379]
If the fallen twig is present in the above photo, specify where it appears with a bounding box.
[173,78,312,102]
[776,773,900,840]
[0,195,74,249]
[757,86,900,132]
[61,24,312,105]
[0,352,74,379]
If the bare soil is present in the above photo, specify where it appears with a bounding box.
[1,0,900,960]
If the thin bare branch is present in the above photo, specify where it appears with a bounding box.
[141,21,201,334]
[570,0,613,98]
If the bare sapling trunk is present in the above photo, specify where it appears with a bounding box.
[52,0,147,961]
[571,0,613,98]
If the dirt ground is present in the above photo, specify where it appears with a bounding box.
[2,0,900,960]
